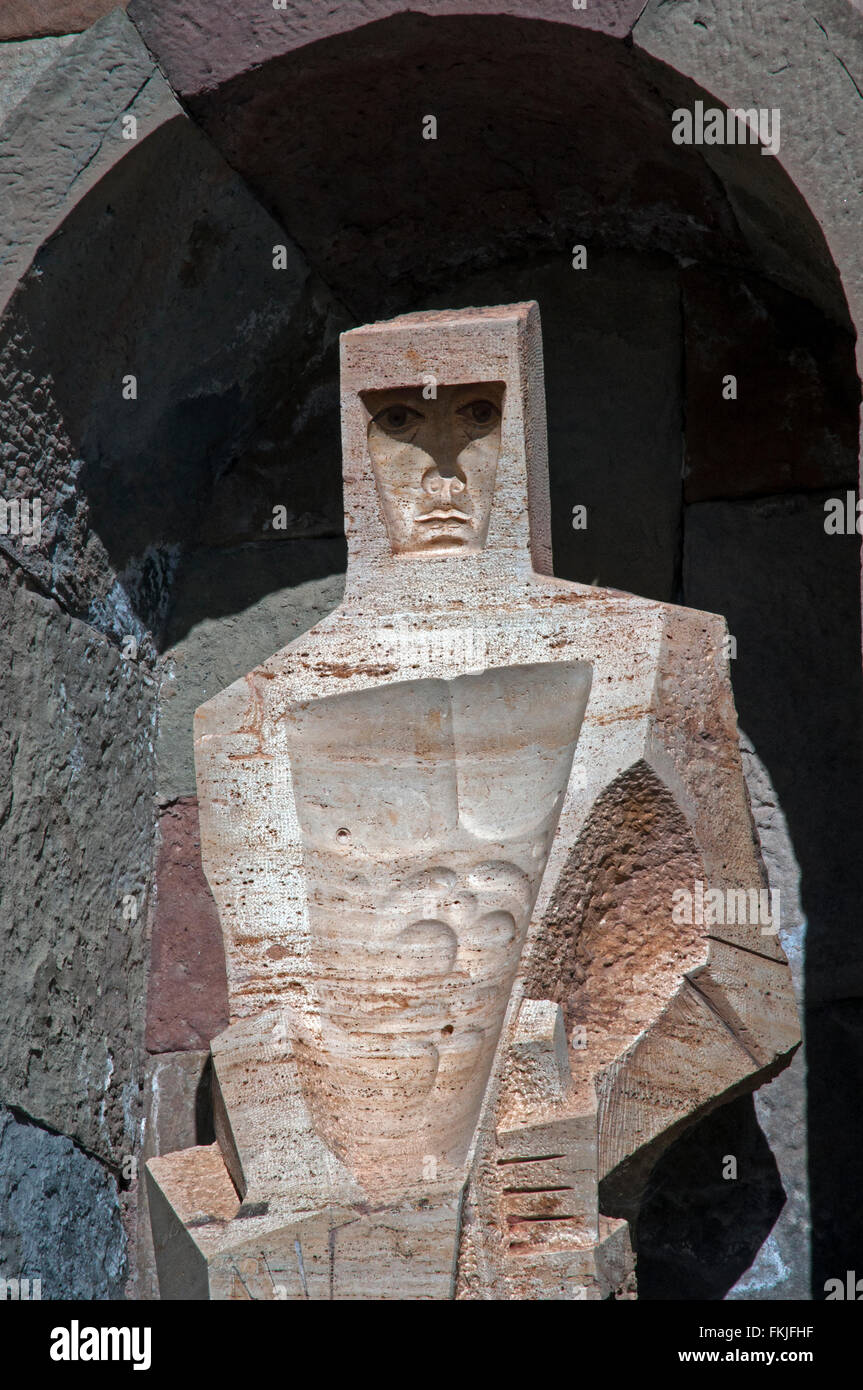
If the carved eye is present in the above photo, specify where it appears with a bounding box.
[456,399,500,435]
[372,403,423,436]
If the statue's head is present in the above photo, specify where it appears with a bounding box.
[339,303,553,579]
[361,382,504,552]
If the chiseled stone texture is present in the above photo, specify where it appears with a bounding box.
[0,36,75,126]
[147,304,798,1300]
[0,2,127,41]
[146,801,228,1054]
[0,83,348,646]
[0,1105,126,1300]
[0,9,178,315]
[633,0,863,375]
[157,542,346,801]
[128,0,646,97]
[0,556,155,1164]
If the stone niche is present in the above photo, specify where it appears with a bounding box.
[146,302,800,1300]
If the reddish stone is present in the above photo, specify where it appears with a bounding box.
[682,267,859,503]
[0,1,126,40]
[128,0,645,97]
[145,798,228,1053]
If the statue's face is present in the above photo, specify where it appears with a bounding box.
[362,382,504,553]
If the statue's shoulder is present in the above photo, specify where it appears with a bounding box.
[193,608,344,752]
[535,573,731,641]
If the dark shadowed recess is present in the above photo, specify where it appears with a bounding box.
[0,10,860,1296]
[633,1095,785,1300]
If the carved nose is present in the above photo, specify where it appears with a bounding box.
[422,467,467,505]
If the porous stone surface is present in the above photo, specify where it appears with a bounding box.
[146,801,228,1054]
[0,2,127,41]
[157,542,346,801]
[0,1105,126,1299]
[0,556,155,1163]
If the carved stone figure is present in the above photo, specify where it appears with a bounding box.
[147,302,800,1300]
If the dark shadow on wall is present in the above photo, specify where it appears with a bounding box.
[682,502,863,1300]
[634,1095,786,1300]
[0,114,350,650]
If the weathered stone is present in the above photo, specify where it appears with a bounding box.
[0,555,154,1163]
[0,10,178,316]
[125,7,847,340]
[0,36,75,125]
[149,303,798,1299]
[0,2,126,41]
[145,802,227,1055]
[156,542,346,801]
[633,0,863,376]
[0,1105,126,1299]
[127,0,646,99]
[682,267,859,502]
[0,92,347,644]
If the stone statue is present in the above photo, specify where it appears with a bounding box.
[147,302,800,1300]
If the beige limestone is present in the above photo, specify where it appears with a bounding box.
[147,302,800,1299]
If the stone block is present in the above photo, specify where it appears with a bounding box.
[151,302,798,1298]
[0,3,126,41]
[0,1105,126,1299]
[135,1050,211,1300]
[0,36,75,125]
[145,802,228,1054]
[0,555,154,1162]
[128,0,646,100]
